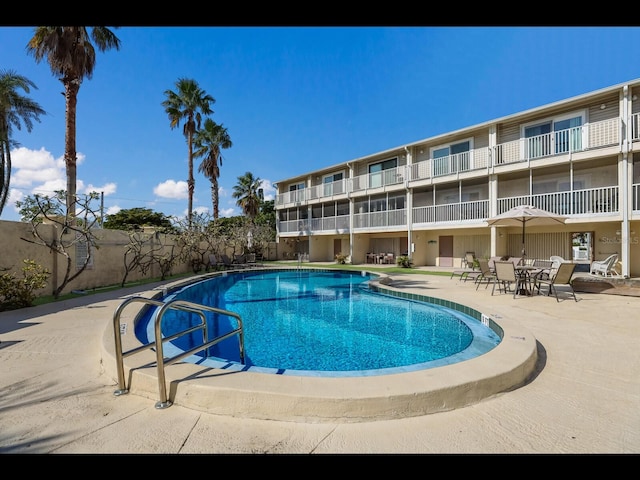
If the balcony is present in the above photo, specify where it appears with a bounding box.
[276,115,635,209]
[277,185,625,236]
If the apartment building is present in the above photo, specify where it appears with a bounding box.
[274,79,640,278]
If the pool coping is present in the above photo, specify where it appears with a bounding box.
[101,267,539,423]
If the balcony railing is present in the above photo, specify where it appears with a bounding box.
[496,186,619,216]
[310,215,349,232]
[277,185,625,235]
[495,118,619,166]
[351,166,404,194]
[276,116,630,207]
[412,199,490,224]
[353,209,407,229]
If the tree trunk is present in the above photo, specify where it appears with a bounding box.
[64,78,80,223]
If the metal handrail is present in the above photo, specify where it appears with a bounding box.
[112,295,244,409]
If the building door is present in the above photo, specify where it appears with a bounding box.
[334,239,342,258]
[439,235,454,267]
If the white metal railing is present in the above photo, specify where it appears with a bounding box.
[353,209,406,229]
[275,117,624,206]
[494,117,619,166]
[496,186,619,216]
[351,166,404,194]
[412,199,490,224]
[632,183,640,211]
[276,185,624,235]
[409,146,490,181]
[309,215,349,232]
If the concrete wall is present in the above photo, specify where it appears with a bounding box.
[1,219,191,298]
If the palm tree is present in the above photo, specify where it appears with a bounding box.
[232,171,262,220]
[193,118,232,219]
[0,70,46,216]
[26,26,120,221]
[162,78,215,228]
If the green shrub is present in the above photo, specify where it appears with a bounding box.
[335,252,348,264]
[396,255,413,268]
[0,260,50,311]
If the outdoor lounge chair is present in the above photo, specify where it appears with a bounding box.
[450,252,478,281]
[208,254,225,270]
[220,254,235,269]
[475,258,498,290]
[534,262,578,302]
[590,253,619,277]
[492,260,528,298]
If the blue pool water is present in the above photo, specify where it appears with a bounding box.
[136,269,501,377]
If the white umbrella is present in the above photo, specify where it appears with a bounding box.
[247,230,253,249]
[486,205,567,257]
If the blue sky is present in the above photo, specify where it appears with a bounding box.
[2,26,640,223]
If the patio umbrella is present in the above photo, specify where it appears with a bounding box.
[486,205,567,258]
[247,230,253,249]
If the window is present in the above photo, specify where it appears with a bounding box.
[289,182,305,202]
[369,158,397,188]
[432,140,471,176]
[323,172,344,196]
[524,112,584,159]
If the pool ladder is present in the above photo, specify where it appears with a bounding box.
[112,296,245,409]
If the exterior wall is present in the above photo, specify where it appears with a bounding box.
[1,220,192,298]
[273,79,640,277]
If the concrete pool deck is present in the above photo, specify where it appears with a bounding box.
[1,267,639,454]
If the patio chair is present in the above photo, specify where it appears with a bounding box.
[492,260,528,298]
[208,254,224,270]
[475,258,498,290]
[450,252,478,281]
[590,254,619,277]
[245,253,257,267]
[220,254,235,269]
[531,259,554,280]
[534,262,578,302]
[550,256,565,269]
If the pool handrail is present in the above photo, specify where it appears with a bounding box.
[112,296,245,409]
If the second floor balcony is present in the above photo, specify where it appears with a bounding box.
[276,115,632,208]
[277,185,634,237]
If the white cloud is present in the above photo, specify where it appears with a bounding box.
[83,182,117,196]
[106,205,121,215]
[154,180,188,199]
[32,179,67,195]
[193,206,210,216]
[219,207,235,217]
[259,179,275,201]
[11,147,65,188]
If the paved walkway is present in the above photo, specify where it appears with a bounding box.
[1,269,639,454]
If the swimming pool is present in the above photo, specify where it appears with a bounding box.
[136,269,501,377]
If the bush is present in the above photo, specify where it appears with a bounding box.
[0,260,50,311]
[396,255,413,268]
[335,252,348,264]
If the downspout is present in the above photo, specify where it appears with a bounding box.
[404,146,413,260]
[347,161,354,262]
[621,85,630,277]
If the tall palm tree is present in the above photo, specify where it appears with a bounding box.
[26,26,120,221]
[232,171,262,220]
[193,118,232,219]
[162,78,215,228]
[0,70,46,216]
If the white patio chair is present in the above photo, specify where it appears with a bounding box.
[590,254,618,277]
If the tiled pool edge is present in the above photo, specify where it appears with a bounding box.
[101,268,539,423]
